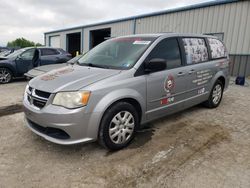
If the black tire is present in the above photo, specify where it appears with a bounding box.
[0,68,13,84]
[98,101,139,150]
[203,80,224,108]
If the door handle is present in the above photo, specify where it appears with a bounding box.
[177,72,185,77]
[188,69,195,74]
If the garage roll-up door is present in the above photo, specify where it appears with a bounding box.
[49,36,61,48]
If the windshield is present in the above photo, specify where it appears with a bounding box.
[77,37,156,69]
[6,48,27,59]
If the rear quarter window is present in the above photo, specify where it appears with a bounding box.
[182,38,209,65]
[41,49,60,56]
[208,38,227,59]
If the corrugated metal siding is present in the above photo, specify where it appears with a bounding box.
[44,1,250,54]
[83,20,134,51]
[230,55,250,77]
[135,0,250,54]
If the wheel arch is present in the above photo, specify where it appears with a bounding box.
[102,97,142,124]
[211,71,226,91]
[217,76,225,89]
[87,89,146,140]
[0,64,16,77]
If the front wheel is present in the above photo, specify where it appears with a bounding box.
[0,68,13,84]
[204,80,224,108]
[98,102,139,150]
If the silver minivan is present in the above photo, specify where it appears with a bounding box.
[23,33,230,150]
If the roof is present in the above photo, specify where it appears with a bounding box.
[115,33,218,39]
[45,0,240,35]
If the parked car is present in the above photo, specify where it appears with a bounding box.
[24,54,83,79]
[23,33,229,150]
[0,47,71,83]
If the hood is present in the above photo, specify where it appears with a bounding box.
[29,65,121,93]
[25,63,67,78]
[34,63,67,72]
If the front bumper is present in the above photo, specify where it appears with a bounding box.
[23,95,101,145]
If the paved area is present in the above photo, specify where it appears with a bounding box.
[0,81,249,188]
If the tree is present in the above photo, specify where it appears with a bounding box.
[7,38,42,48]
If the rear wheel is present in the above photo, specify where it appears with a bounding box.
[0,68,12,84]
[204,80,224,108]
[98,102,139,150]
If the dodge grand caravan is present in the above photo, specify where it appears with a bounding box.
[23,33,229,150]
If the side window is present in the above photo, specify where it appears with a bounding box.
[41,49,59,56]
[208,38,227,59]
[182,38,208,65]
[147,38,182,69]
[20,49,35,60]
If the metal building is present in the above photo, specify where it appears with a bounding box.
[44,0,250,76]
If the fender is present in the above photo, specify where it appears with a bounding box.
[86,88,146,139]
[209,70,226,91]
[93,88,146,119]
[0,61,17,76]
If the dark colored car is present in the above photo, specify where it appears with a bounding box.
[0,47,72,83]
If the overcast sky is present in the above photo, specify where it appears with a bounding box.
[0,0,213,46]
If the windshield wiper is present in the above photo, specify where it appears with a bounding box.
[82,63,110,69]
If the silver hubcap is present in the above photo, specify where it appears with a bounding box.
[212,84,222,105]
[0,69,11,83]
[109,111,135,144]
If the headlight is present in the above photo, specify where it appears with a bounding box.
[52,91,91,109]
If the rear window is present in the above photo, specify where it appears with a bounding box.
[41,48,60,56]
[182,38,209,65]
[208,38,227,59]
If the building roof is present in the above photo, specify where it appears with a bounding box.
[45,0,239,35]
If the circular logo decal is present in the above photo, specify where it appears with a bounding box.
[164,75,175,92]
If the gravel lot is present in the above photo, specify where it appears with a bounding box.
[0,80,250,188]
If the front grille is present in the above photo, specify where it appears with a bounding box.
[35,90,51,99]
[28,119,70,140]
[27,87,51,109]
[33,99,47,109]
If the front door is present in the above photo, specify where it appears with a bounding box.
[145,38,188,121]
[16,48,35,74]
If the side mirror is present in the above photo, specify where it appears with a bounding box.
[145,58,166,73]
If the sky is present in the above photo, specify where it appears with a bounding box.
[0,0,213,46]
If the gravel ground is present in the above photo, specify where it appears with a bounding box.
[0,81,249,188]
[0,80,27,107]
